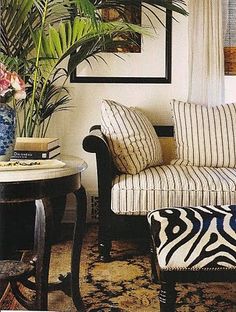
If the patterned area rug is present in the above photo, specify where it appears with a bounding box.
[1,225,236,311]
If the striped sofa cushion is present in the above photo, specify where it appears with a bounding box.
[101,99,162,174]
[111,165,236,215]
[171,100,236,167]
[147,205,236,270]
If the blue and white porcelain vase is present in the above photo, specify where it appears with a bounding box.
[0,101,16,161]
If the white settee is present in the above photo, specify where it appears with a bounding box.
[83,99,236,261]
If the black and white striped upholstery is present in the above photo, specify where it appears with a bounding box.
[83,121,236,266]
[171,100,236,168]
[147,205,236,312]
[101,99,163,175]
[111,165,236,215]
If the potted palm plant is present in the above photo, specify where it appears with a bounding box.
[0,0,187,137]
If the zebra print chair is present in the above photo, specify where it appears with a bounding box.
[147,205,236,312]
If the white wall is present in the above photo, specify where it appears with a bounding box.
[225,76,236,102]
[46,4,236,222]
[48,11,189,194]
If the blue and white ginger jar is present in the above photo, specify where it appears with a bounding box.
[0,102,16,161]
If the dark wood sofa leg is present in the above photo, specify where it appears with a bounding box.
[98,211,112,262]
[150,239,159,283]
[98,236,112,262]
[98,242,111,262]
[159,281,177,312]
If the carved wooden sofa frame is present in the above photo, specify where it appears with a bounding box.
[83,124,174,261]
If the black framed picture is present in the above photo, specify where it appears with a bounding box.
[70,8,172,84]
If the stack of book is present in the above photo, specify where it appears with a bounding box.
[12,137,60,160]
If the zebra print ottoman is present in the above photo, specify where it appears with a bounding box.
[147,205,236,312]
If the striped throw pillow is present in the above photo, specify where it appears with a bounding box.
[101,99,163,174]
[171,99,236,167]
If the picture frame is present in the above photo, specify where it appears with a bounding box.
[70,9,172,84]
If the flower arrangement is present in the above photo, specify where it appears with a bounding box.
[0,63,26,103]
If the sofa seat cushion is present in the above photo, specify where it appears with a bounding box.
[147,205,236,270]
[111,165,236,215]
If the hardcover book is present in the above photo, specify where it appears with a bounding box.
[12,146,60,160]
[15,137,60,152]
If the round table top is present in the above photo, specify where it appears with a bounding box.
[0,155,87,183]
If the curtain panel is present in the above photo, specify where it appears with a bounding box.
[188,0,225,106]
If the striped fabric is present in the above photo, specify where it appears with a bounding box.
[171,100,236,167]
[101,99,162,174]
[147,205,236,270]
[111,165,236,215]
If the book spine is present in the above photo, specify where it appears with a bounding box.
[16,144,48,151]
[15,139,60,151]
[12,150,54,159]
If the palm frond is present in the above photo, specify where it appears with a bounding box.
[0,52,35,77]
[31,18,147,78]
[1,0,187,137]
[93,0,188,17]
[1,0,34,55]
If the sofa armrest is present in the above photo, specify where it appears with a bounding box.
[83,126,114,179]
[82,126,114,214]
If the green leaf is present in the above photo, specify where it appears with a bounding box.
[1,0,187,137]
[66,21,72,47]
[9,0,34,38]
[59,22,67,53]
[74,0,97,26]
[72,16,80,44]
[49,25,63,56]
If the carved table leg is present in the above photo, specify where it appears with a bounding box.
[34,198,53,310]
[159,281,177,312]
[71,186,87,311]
[50,196,66,242]
[10,198,53,310]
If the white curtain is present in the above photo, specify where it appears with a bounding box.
[188,0,225,106]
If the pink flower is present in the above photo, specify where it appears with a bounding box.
[0,63,26,102]
[0,63,7,79]
[11,72,25,92]
[15,90,26,100]
[0,78,11,95]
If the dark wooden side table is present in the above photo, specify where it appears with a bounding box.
[0,156,87,311]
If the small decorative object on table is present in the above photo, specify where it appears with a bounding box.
[0,159,65,171]
[0,63,26,161]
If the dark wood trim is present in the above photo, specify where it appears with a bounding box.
[71,186,87,311]
[160,268,236,283]
[0,174,80,203]
[89,124,174,137]
[83,124,174,261]
[154,125,174,137]
[159,282,176,312]
[70,11,172,84]
[0,171,86,310]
